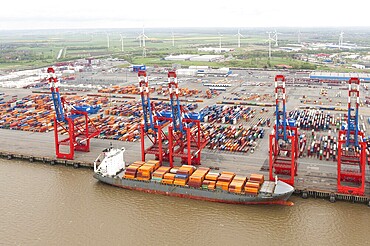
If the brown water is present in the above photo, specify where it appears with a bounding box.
[1,159,369,246]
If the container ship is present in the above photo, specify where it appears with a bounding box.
[93,147,294,205]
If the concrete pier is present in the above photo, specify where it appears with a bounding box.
[1,128,369,205]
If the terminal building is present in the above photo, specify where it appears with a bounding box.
[309,72,370,82]
[164,54,224,62]
[176,66,231,77]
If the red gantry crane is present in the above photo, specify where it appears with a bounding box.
[139,70,172,164]
[167,71,208,167]
[47,67,100,160]
[337,77,366,195]
[269,75,299,186]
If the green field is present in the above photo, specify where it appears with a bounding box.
[1,28,370,72]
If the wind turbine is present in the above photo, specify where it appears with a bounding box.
[235,29,245,48]
[273,30,279,47]
[218,32,223,49]
[106,33,110,50]
[339,31,344,49]
[171,31,175,47]
[136,34,142,47]
[266,32,275,59]
[140,26,149,48]
[137,26,149,56]
[119,34,125,52]
[142,27,149,57]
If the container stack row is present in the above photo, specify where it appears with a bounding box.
[152,166,171,182]
[225,92,274,103]
[288,109,336,131]
[202,172,220,190]
[123,161,145,179]
[200,105,256,125]
[161,172,176,185]
[287,109,362,132]
[124,160,160,180]
[123,163,269,196]
[204,89,221,99]
[137,163,156,181]
[174,165,195,186]
[245,174,264,195]
[307,134,337,161]
[97,84,207,98]
[0,94,106,132]
[98,84,141,94]
[156,86,202,98]
[216,172,236,191]
[204,124,264,152]
[188,167,210,188]
[91,115,141,141]
[228,175,248,193]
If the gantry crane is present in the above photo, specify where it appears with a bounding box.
[47,67,100,160]
[269,75,299,186]
[167,71,208,167]
[139,70,172,164]
[337,77,366,195]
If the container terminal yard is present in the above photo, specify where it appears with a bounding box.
[1,62,370,206]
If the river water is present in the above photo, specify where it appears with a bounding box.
[0,159,369,246]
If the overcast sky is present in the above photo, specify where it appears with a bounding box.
[1,0,369,30]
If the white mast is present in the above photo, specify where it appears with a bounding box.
[119,34,124,52]
[106,33,110,49]
[339,31,344,50]
[267,32,275,59]
[172,32,175,47]
[235,29,245,48]
[218,32,222,49]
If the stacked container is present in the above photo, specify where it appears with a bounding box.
[205,124,263,152]
[188,167,210,188]
[174,165,195,186]
[152,166,171,182]
[123,161,145,179]
[307,135,337,161]
[146,160,161,170]
[216,171,235,191]
[200,105,255,125]
[245,174,264,195]
[161,172,176,185]
[205,172,220,181]
[228,175,248,194]
[202,172,220,190]
[136,163,156,181]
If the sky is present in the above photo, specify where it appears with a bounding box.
[0,0,369,30]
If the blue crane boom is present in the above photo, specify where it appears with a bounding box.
[47,67,66,122]
[168,71,185,134]
[346,78,360,148]
[138,70,155,132]
[274,75,287,141]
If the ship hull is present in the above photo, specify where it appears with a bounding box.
[94,173,294,205]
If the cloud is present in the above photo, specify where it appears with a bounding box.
[1,0,369,30]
